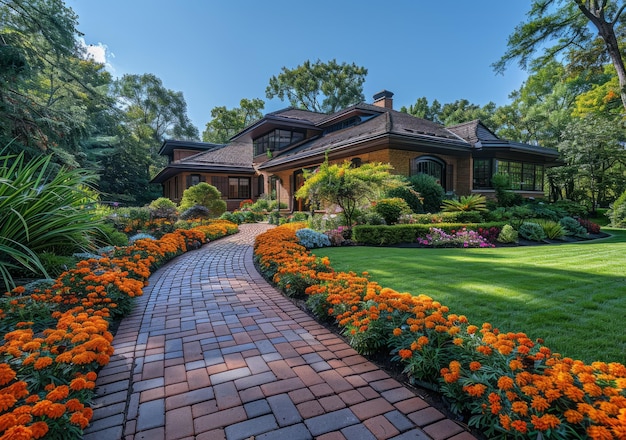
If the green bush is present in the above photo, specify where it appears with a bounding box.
[373,198,412,225]
[518,222,547,241]
[535,219,565,240]
[492,173,523,207]
[496,224,519,244]
[408,173,444,213]
[559,216,588,237]
[0,150,103,291]
[608,189,626,227]
[180,205,211,220]
[149,197,178,219]
[295,228,331,249]
[386,185,424,214]
[179,182,226,217]
[352,222,508,245]
[441,194,488,212]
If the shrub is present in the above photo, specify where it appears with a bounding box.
[535,219,565,240]
[373,198,412,225]
[178,182,226,217]
[492,173,523,207]
[296,228,331,249]
[219,211,243,224]
[179,205,211,220]
[577,218,601,234]
[497,224,518,243]
[518,222,546,241]
[386,184,424,214]
[441,194,488,212]
[149,197,178,219]
[608,189,626,227]
[476,226,501,243]
[356,210,387,225]
[128,233,157,244]
[408,173,444,213]
[552,199,589,217]
[559,216,588,237]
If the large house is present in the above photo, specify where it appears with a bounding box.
[151,91,559,212]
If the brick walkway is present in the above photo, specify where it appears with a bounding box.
[83,224,477,440]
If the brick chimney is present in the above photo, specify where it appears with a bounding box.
[372,90,394,109]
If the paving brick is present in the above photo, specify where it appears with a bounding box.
[304,408,360,437]
[341,423,377,440]
[381,387,416,404]
[288,387,315,404]
[256,423,313,440]
[363,415,400,439]
[292,365,325,386]
[394,397,430,414]
[267,393,302,427]
[385,410,415,432]
[136,399,164,431]
[351,398,395,421]
[165,406,194,439]
[296,400,325,418]
[134,426,165,440]
[319,395,346,412]
[224,414,278,439]
[407,407,445,427]
[166,388,214,410]
[244,399,271,418]
[423,419,466,439]
[389,429,431,440]
[318,370,354,393]
[261,377,305,396]
[194,405,247,433]
[186,366,211,390]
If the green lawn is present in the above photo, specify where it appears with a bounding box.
[314,229,626,365]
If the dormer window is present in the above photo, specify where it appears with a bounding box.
[253,129,305,156]
[323,114,376,135]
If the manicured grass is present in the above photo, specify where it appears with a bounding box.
[314,229,626,364]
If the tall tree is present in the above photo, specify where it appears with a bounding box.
[494,0,626,112]
[400,97,442,123]
[266,59,367,114]
[202,98,264,143]
[401,97,497,129]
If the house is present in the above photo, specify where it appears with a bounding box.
[151,90,559,212]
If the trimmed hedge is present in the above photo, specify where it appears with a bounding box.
[352,222,508,246]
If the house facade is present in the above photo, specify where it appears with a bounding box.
[151,91,559,212]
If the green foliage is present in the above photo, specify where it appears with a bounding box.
[202,98,264,143]
[179,205,211,220]
[535,219,565,240]
[559,216,588,237]
[149,197,178,219]
[491,173,523,207]
[178,182,226,216]
[496,224,519,244]
[266,59,367,114]
[0,150,103,291]
[295,158,406,228]
[517,222,547,242]
[608,189,626,228]
[373,198,412,225]
[356,210,386,226]
[441,194,487,212]
[385,184,424,214]
[408,173,444,213]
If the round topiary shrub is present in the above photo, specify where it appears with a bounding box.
[408,174,445,213]
[608,190,626,227]
[518,222,546,242]
[178,182,227,218]
[559,216,588,237]
[373,198,412,225]
[179,205,211,220]
[149,197,178,219]
[386,185,424,214]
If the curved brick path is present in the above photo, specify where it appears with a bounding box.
[83,224,477,440]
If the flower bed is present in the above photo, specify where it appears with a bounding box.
[0,221,238,439]
[254,224,626,440]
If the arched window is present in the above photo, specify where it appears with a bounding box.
[410,156,445,187]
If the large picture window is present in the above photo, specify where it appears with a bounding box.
[228,177,251,199]
[473,159,545,191]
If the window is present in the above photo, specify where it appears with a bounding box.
[253,129,305,156]
[474,159,545,191]
[228,177,250,199]
[257,175,265,197]
[410,156,445,186]
[473,159,492,189]
[189,174,201,187]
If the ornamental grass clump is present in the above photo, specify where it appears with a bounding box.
[417,227,495,248]
[253,224,626,440]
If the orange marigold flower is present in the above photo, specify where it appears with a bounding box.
[392,328,402,337]
[531,414,560,431]
[531,395,550,412]
[564,409,584,424]
[463,383,487,397]
[30,421,49,439]
[34,356,53,370]
[497,376,514,390]
[399,349,413,360]
[0,394,17,412]
[1,425,33,440]
[511,401,528,416]
[45,402,66,419]
[46,385,69,402]
[511,420,527,434]
[499,414,512,431]
[469,361,482,371]
[70,412,90,429]
[0,363,16,386]
[586,425,613,440]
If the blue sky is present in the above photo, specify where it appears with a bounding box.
[66,0,532,132]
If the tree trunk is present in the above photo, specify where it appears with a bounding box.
[576,1,626,112]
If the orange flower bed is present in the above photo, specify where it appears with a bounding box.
[0,221,238,439]
[254,224,626,440]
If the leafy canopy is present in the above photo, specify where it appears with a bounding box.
[202,98,264,144]
[266,59,367,114]
[178,182,226,217]
[295,158,406,227]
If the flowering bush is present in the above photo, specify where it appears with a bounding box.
[577,218,601,234]
[253,224,626,440]
[0,221,238,438]
[417,227,495,248]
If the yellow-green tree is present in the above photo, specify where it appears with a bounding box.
[295,158,405,228]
